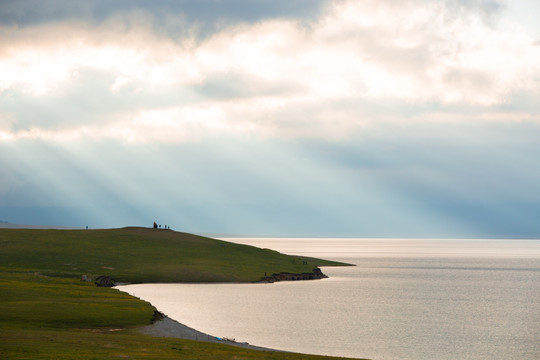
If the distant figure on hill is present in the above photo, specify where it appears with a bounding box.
[153,222,158,229]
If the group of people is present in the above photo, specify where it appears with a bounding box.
[153,222,170,230]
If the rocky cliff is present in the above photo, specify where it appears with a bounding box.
[259,268,327,283]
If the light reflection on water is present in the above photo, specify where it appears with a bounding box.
[119,239,540,360]
[224,238,540,259]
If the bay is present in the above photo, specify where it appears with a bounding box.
[119,239,540,360]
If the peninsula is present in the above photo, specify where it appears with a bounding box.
[0,227,361,359]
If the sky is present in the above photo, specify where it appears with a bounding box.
[1,0,539,238]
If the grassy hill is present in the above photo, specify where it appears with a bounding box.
[0,227,360,360]
[0,227,344,283]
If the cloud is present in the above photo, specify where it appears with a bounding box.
[1,0,539,237]
[1,0,539,144]
[0,0,329,38]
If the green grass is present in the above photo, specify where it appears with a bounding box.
[0,228,362,359]
[0,272,153,330]
[0,272,360,360]
[2,328,360,360]
[0,227,346,283]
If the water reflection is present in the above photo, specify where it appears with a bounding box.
[119,239,540,360]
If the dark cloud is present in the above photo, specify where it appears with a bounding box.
[0,0,329,37]
[0,0,92,26]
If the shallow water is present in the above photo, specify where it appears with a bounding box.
[119,239,540,360]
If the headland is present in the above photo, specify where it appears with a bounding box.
[0,226,359,359]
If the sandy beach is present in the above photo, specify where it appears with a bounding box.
[139,316,280,352]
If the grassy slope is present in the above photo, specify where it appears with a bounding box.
[0,227,345,283]
[0,228,361,360]
[0,272,360,360]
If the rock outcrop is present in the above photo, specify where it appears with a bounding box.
[95,275,116,287]
[152,310,165,322]
[259,268,327,283]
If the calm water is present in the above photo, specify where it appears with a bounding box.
[119,239,540,360]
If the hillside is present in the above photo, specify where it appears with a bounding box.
[0,227,345,283]
[0,227,360,359]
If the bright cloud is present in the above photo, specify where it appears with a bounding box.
[1,0,539,144]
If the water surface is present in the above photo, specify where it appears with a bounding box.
[120,239,540,360]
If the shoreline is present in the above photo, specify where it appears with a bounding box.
[116,270,333,354]
[138,315,282,352]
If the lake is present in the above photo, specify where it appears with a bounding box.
[119,238,540,360]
